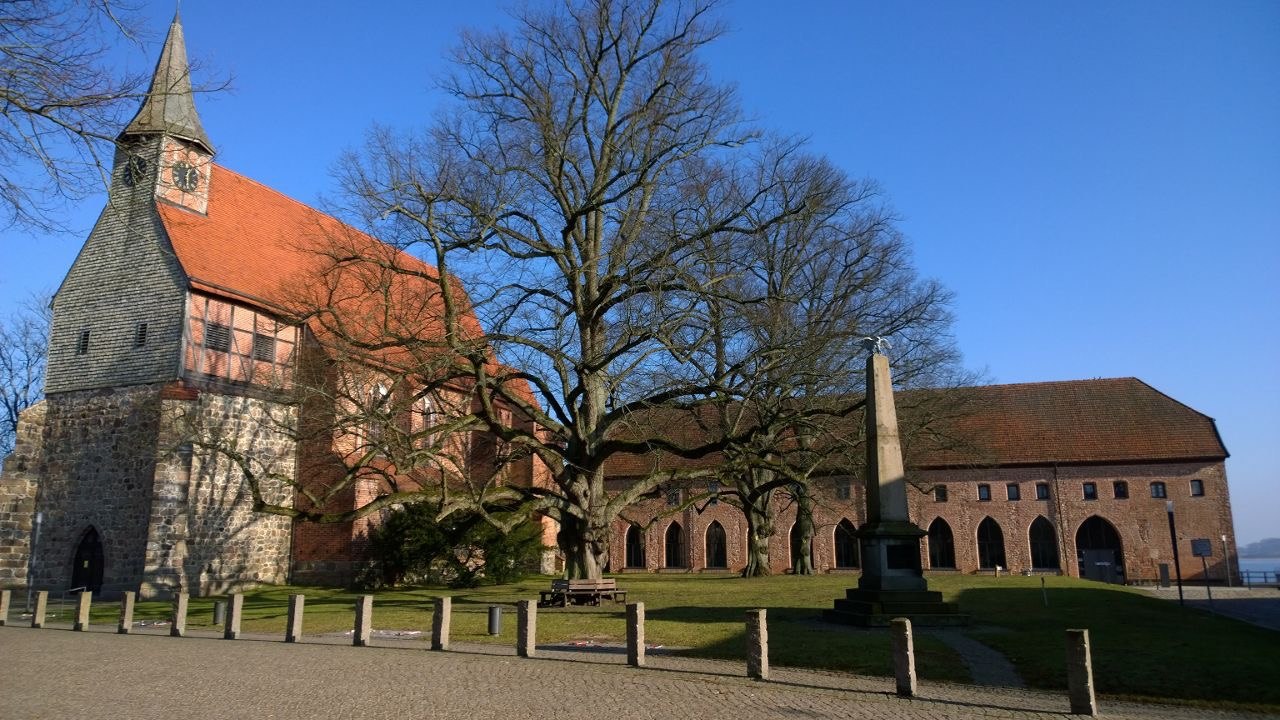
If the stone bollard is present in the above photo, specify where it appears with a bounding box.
[353,595,373,647]
[1066,629,1098,716]
[890,617,917,698]
[432,597,451,651]
[31,590,48,629]
[73,591,92,631]
[285,594,305,643]
[224,593,243,640]
[118,591,136,634]
[626,602,645,667]
[516,599,536,658]
[746,608,769,680]
[170,593,188,637]
[0,588,10,627]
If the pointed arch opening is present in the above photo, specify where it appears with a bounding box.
[705,521,727,569]
[927,518,956,569]
[664,522,685,569]
[976,517,1006,570]
[71,526,105,593]
[834,519,860,569]
[1076,515,1124,583]
[788,521,814,572]
[1028,516,1060,570]
[625,524,646,569]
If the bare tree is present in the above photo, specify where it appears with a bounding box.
[0,295,50,460]
[190,0,960,581]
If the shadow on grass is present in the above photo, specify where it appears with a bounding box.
[955,584,1280,709]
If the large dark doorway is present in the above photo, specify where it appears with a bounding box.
[625,524,646,568]
[705,521,727,569]
[927,518,956,569]
[976,517,1006,570]
[664,522,685,568]
[1028,516,1061,570]
[834,519,860,568]
[1076,515,1124,583]
[71,526,104,593]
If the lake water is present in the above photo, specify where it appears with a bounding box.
[1240,557,1280,573]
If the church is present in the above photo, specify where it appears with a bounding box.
[0,17,1239,598]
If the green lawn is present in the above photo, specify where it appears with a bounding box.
[73,573,1279,711]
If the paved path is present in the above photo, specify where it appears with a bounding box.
[1142,586,1280,632]
[926,630,1024,688]
[1,625,1272,719]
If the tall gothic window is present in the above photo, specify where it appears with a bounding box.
[1028,516,1060,569]
[664,522,685,568]
[927,518,956,569]
[705,521,727,569]
[834,519,860,568]
[976,517,1007,569]
[625,524,646,569]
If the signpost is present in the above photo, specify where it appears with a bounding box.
[1192,539,1215,612]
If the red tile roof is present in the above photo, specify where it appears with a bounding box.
[602,378,1227,477]
[156,164,537,407]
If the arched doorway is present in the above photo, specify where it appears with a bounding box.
[705,521,727,569]
[1076,516,1124,583]
[625,524,646,569]
[71,526,105,593]
[1028,516,1060,570]
[664,522,685,568]
[927,518,955,569]
[834,519,859,568]
[976,517,1006,570]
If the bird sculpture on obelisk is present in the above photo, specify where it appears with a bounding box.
[824,337,967,625]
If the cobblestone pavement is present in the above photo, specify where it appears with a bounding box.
[0,625,1272,720]
[1142,586,1280,632]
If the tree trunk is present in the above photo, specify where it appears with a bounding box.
[557,512,610,579]
[791,484,816,575]
[742,490,775,577]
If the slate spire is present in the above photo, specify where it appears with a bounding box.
[119,12,214,154]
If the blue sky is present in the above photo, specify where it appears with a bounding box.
[1,1,1276,544]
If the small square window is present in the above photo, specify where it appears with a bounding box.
[1036,483,1050,500]
[934,485,948,502]
[1083,482,1098,500]
[835,479,851,501]
[252,333,276,362]
[205,322,231,352]
[1190,479,1204,497]
[1006,483,1020,501]
[1150,482,1167,499]
[75,329,90,355]
[977,484,991,502]
[134,322,148,348]
[666,488,681,507]
[1113,481,1129,499]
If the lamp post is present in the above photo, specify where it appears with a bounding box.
[1166,501,1184,606]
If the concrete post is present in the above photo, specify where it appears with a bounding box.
[516,599,536,658]
[170,593,188,637]
[431,597,451,651]
[0,588,10,626]
[117,591,135,634]
[353,595,373,647]
[31,590,47,629]
[626,602,645,667]
[890,617,917,697]
[285,594,305,643]
[1066,629,1098,716]
[73,591,91,631]
[224,593,243,640]
[746,608,769,680]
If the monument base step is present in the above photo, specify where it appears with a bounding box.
[833,598,963,616]
[844,589,944,603]
[822,608,971,628]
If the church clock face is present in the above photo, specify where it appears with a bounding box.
[172,161,199,192]
[122,155,149,187]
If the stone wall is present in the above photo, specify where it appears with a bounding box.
[141,390,296,597]
[0,402,44,588]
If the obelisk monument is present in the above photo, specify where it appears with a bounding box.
[824,338,966,626]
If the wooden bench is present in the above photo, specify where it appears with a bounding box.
[538,578,628,608]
